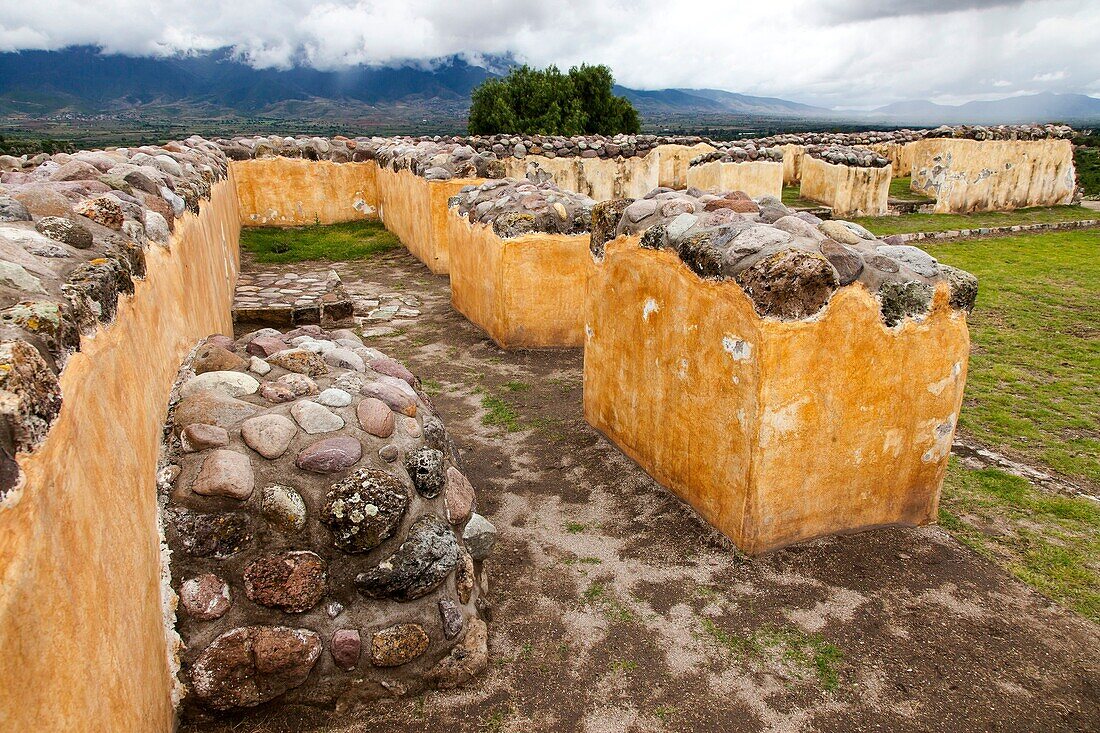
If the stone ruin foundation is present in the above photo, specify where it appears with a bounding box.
[0,122,1080,729]
[162,326,492,716]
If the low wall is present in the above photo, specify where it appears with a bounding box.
[656,143,716,189]
[584,236,969,554]
[376,168,484,275]
[800,157,891,217]
[685,161,784,199]
[502,154,660,201]
[0,178,241,731]
[233,158,379,226]
[446,211,592,349]
[909,138,1075,213]
[870,142,919,178]
[778,144,806,185]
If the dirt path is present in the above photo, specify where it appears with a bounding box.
[196,248,1100,733]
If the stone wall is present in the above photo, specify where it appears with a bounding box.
[501,154,660,201]
[909,138,1076,213]
[778,144,806,185]
[233,158,379,226]
[584,220,973,554]
[656,143,717,189]
[164,326,491,718]
[800,156,892,217]
[685,161,784,199]
[0,156,241,730]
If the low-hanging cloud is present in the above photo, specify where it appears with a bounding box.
[0,0,1095,107]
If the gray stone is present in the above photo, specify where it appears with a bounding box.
[438,598,464,640]
[355,514,459,601]
[291,400,345,434]
[462,513,497,560]
[0,195,31,222]
[241,414,297,459]
[316,388,352,407]
[877,244,939,278]
[180,371,260,400]
[35,216,93,248]
[322,468,409,553]
[405,446,445,498]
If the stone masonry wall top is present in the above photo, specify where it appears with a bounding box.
[803,144,891,168]
[0,136,230,502]
[447,177,595,238]
[590,188,978,326]
[164,326,493,716]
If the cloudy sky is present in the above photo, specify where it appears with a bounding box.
[0,0,1096,108]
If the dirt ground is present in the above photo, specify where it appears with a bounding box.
[191,248,1100,733]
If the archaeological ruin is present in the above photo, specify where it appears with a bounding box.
[0,122,1083,729]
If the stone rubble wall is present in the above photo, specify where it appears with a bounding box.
[163,326,492,718]
[799,156,892,217]
[909,138,1076,213]
[0,138,241,731]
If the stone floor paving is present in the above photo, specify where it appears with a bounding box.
[232,269,353,326]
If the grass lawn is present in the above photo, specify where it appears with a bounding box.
[1074,144,1099,198]
[888,176,934,202]
[240,220,401,263]
[923,230,1100,621]
[780,185,823,209]
[853,205,1098,236]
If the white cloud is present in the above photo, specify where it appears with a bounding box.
[0,0,1096,107]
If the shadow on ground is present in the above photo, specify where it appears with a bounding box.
[189,248,1100,733]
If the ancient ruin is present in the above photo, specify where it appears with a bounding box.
[0,123,1084,729]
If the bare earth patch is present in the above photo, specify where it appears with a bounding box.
[191,247,1100,733]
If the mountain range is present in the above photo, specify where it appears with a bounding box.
[1,47,1097,128]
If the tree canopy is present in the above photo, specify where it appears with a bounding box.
[468,64,640,136]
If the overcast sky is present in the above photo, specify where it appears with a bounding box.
[0,0,1096,108]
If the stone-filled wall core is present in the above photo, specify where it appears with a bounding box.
[909,138,1076,213]
[446,178,595,348]
[584,200,976,554]
[0,138,241,731]
[164,326,492,718]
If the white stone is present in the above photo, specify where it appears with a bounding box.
[249,356,271,375]
[317,388,352,407]
[290,400,345,434]
[180,370,260,399]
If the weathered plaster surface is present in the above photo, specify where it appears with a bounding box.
[584,235,969,555]
[685,160,784,200]
[656,143,716,189]
[909,139,1075,213]
[502,154,660,201]
[377,167,484,275]
[232,158,379,226]
[799,157,891,217]
[0,177,240,731]
[778,144,806,185]
[447,211,592,348]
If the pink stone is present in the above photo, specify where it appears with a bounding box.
[444,466,475,524]
[295,437,362,474]
[331,629,361,670]
[356,397,395,438]
[179,573,231,620]
[247,336,288,357]
[368,357,417,388]
[181,423,230,452]
[193,449,254,500]
[362,381,416,417]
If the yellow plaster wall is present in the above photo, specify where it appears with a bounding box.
[778,144,806,185]
[232,158,378,226]
[799,157,891,217]
[376,167,484,275]
[502,154,661,200]
[908,138,1075,213]
[685,160,784,199]
[447,211,592,349]
[0,177,241,731]
[584,235,969,555]
[656,143,716,189]
[870,142,918,178]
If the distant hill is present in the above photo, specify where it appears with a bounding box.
[867,92,1100,125]
[0,47,834,122]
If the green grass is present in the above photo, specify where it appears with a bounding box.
[921,231,1100,485]
[852,205,1097,236]
[480,395,520,431]
[781,185,823,209]
[699,619,843,690]
[888,176,934,202]
[1074,144,1100,198]
[240,220,401,263]
[940,460,1100,622]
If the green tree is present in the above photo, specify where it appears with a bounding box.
[468,64,639,136]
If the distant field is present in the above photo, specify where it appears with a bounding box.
[854,205,1098,236]
[240,221,400,263]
